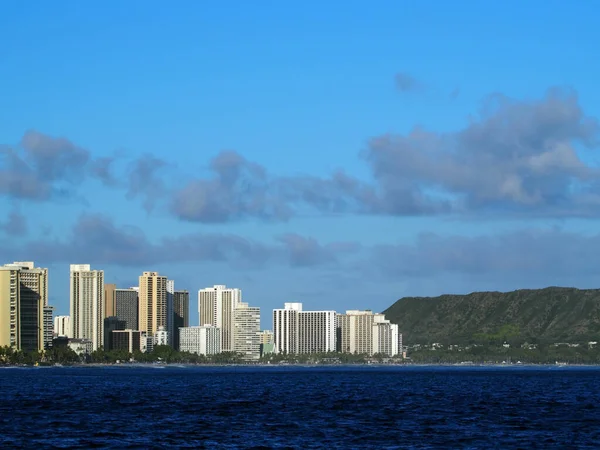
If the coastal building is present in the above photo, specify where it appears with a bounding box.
[43,305,54,349]
[298,310,336,354]
[273,303,336,354]
[173,290,189,350]
[54,315,71,338]
[142,334,153,353]
[112,329,142,353]
[273,303,301,354]
[115,288,138,330]
[104,316,126,350]
[0,267,20,349]
[104,283,116,318]
[138,272,167,337]
[154,325,169,346]
[337,310,400,357]
[233,302,261,361]
[70,264,105,351]
[337,310,379,355]
[371,317,400,357]
[0,262,48,352]
[166,280,175,347]
[198,285,242,352]
[258,330,276,357]
[179,325,221,356]
[68,338,93,356]
[258,330,274,345]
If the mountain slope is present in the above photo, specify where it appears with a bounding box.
[383,287,600,344]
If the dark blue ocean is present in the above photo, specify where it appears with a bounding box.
[1,365,599,449]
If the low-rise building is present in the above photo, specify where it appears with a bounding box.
[154,326,169,346]
[68,338,93,356]
[179,326,220,356]
[112,330,143,353]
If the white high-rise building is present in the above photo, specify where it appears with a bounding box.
[179,325,221,356]
[273,303,336,354]
[372,316,400,357]
[198,285,242,352]
[273,303,301,354]
[233,302,260,361]
[54,315,71,337]
[70,264,104,351]
[298,310,336,354]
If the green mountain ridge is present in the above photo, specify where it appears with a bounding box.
[383,286,600,345]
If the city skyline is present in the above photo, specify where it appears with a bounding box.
[3,3,600,322]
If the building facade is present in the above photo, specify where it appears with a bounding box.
[372,317,400,357]
[258,330,274,345]
[115,288,138,330]
[43,305,54,349]
[70,264,105,351]
[179,326,221,356]
[104,316,126,350]
[154,326,169,346]
[138,272,167,336]
[198,285,241,352]
[0,262,48,352]
[337,310,399,357]
[233,302,260,361]
[104,283,116,318]
[111,330,142,353]
[173,290,189,351]
[298,310,336,354]
[166,280,174,347]
[0,267,20,349]
[53,315,71,338]
[273,303,336,354]
[273,303,301,354]
[337,310,378,355]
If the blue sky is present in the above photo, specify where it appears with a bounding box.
[2,1,600,327]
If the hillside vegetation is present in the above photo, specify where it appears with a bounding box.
[383,287,600,344]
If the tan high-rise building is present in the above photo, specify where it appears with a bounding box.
[104,283,116,318]
[233,302,260,361]
[337,310,398,356]
[198,285,241,352]
[138,272,167,336]
[70,264,104,351]
[0,267,21,350]
[0,262,47,352]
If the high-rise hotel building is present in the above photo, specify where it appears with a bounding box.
[337,310,400,357]
[138,272,167,337]
[0,261,48,352]
[104,283,116,318]
[115,288,138,330]
[173,290,189,351]
[273,303,336,354]
[166,279,175,346]
[70,264,104,351]
[233,302,261,361]
[198,285,241,352]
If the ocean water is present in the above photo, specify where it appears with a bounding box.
[1,365,599,449]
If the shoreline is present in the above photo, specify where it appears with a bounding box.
[3,362,600,369]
